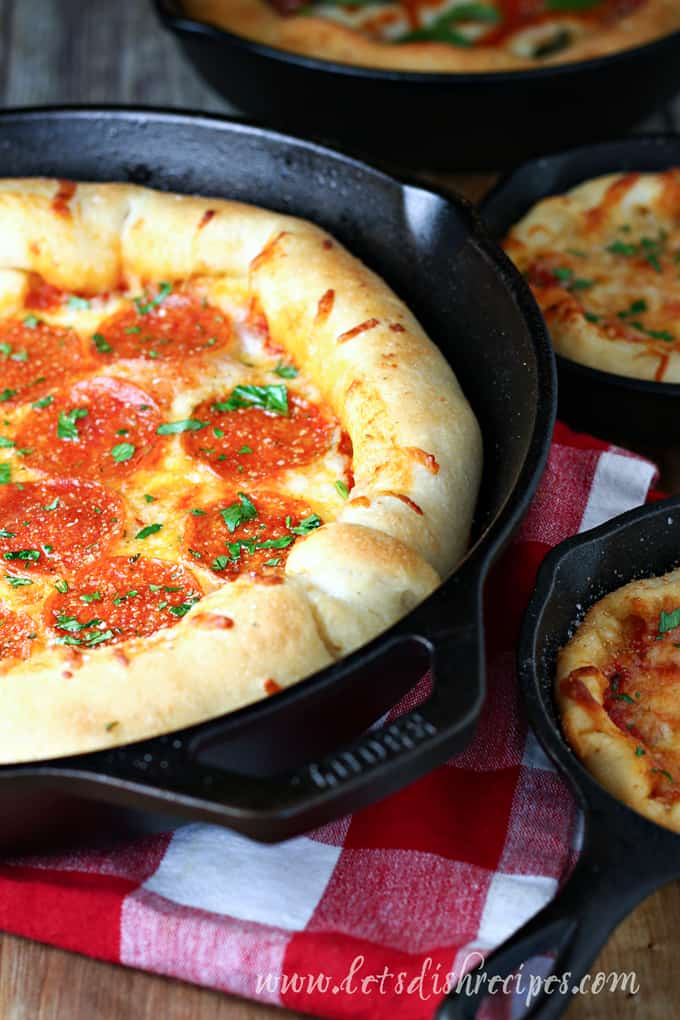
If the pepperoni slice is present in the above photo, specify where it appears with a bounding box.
[14,376,163,480]
[0,318,91,406]
[185,490,319,578]
[184,389,335,482]
[92,291,233,361]
[43,557,202,648]
[0,605,36,661]
[0,479,123,575]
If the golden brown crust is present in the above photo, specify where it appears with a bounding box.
[0,178,482,763]
[557,570,680,833]
[183,0,680,73]
[504,170,680,383]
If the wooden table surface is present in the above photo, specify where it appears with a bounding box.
[1,1,679,1017]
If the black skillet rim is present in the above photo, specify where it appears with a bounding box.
[0,104,556,765]
[518,493,680,823]
[480,133,680,403]
[153,0,680,86]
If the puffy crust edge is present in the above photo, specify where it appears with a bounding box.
[556,570,680,834]
[0,179,478,762]
[183,0,680,73]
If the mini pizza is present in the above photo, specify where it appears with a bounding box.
[183,0,680,72]
[0,179,482,764]
[504,169,680,383]
[557,570,680,833]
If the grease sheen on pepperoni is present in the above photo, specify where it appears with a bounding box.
[0,605,36,661]
[0,479,123,574]
[92,292,233,361]
[0,319,92,405]
[14,376,163,480]
[184,392,335,482]
[185,490,316,578]
[44,557,203,648]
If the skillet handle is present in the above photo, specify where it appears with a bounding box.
[436,842,671,1020]
[186,612,484,839]
[79,568,485,841]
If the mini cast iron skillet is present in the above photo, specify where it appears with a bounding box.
[481,135,680,447]
[438,495,680,1020]
[152,0,680,171]
[0,107,554,853]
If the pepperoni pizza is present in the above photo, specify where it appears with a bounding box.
[0,179,482,763]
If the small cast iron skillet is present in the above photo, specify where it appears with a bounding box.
[481,135,680,446]
[0,107,555,852]
[438,495,680,1020]
[152,0,680,171]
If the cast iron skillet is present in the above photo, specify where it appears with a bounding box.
[152,0,680,170]
[0,107,555,853]
[481,135,680,446]
[438,495,680,1020]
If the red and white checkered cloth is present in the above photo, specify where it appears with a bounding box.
[0,422,658,1019]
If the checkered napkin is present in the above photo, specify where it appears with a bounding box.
[0,423,658,1019]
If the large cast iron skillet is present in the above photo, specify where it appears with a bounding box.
[153,0,680,170]
[439,496,680,1020]
[481,135,680,446]
[0,108,554,852]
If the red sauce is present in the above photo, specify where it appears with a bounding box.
[0,319,92,405]
[185,490,317,579]
[184,392,335,483]
[44,557,202,648]
[51,180,76,218]
[0,605,36,661]
[25,275,65,311]
[265,678,282,695]
[198,209,216,230]
[316,289,335,324]
[15,376,163,481]
[0,479,123,575]
[92,291,233,361]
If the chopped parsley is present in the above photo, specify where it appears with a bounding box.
[23,314,40,329]
[651,767,674,783]
[168,596,200,618]
[287,513,322,536]
[635,746,646,757]
[0,389,17,403]
[0,528,15,538]
[58,407,88,440]
[92,333,112,353]
[238,445,252,455]
[659,607,680,634]
[54,579,69,594]
[552,266,593,290]
[190,508,206,516]
[0,464,10,485]
[273,361,299,379]
[212,384,289,416]
[32,394,54,409]
[68,295,91,310]
[5,574,32,587]
[220,493,258,533]
[212,555,230,571]
[3,549,40,562]
[111,442,136,463]
[134,281,172,315]
[135,523,163,540]
[80,591,103,604]
[157,418,209,435]
[0,437,14,449]
[143,494,156,503]
[43,497,60,512]
[335,480,350,499]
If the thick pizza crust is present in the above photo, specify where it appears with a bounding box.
[0,179,481,763]
[557,570,680,834]
[504,170,680,383]
[183,0,680,73]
